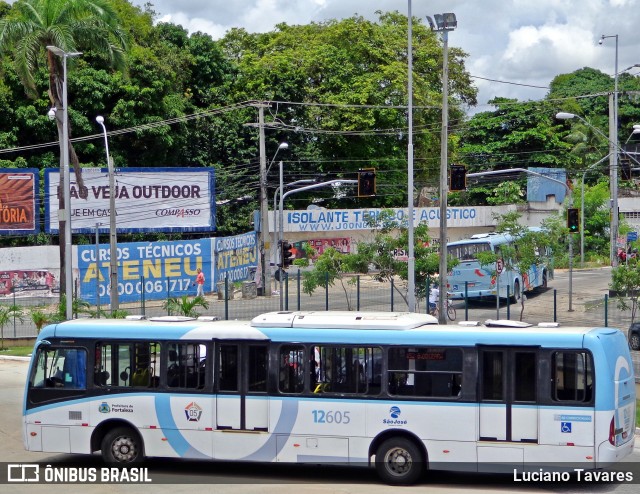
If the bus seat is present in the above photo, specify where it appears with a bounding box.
[132,367,150,386]
[94,371,110,386]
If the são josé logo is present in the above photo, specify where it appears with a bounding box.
[184,401,203,422]
[383,406,407,425]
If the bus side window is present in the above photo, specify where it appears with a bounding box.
[279,345,304,394]
[166,343,207,390]
[219,344,239,392]
[129,342,159,388]
[552,351,593,403]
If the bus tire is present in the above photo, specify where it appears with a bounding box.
[101,426,143,464]
[511,280,521,303]
[375,437,424,485]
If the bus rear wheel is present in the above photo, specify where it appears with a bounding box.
[101,427,143,464]
[375,437,424,485]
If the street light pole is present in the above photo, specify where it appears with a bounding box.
[600,34,619,266]
[272,179,315,272]
[279,159,284,309]
[427,13,457,323]
[278,179,358,310]
[556,111,629,268]
[47,46,81,320]
[96,116,119,312]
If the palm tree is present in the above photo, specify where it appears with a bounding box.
[163,296,210,318]
[0,0,127,300]
[0,304,25,350]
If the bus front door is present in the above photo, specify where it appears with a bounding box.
[215,342,272,460]
[477,347,539,466]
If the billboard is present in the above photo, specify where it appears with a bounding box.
[213,232,258,285]
[0,169,39,234]
[0,269,58,297]
[45,168,215,234]
[77,238,212,305]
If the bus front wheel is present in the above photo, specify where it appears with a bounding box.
[101,427,143,464]
[375,437,424,485]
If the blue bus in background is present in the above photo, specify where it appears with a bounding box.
[447,231,550,301]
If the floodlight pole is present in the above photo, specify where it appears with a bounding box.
[427,13,457,322]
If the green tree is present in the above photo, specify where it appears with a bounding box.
[29,306,50,333]
[299,247,366,311]
[329,209,450,309]
[610,259,640,322]
[577,180,613,260]
[0,0,127,298]
[0,303,24,350]
[222,12,477,209]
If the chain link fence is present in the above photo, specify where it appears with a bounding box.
[0,268,635,341]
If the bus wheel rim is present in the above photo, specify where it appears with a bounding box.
[113,436,137,462]
[384,447,412,476]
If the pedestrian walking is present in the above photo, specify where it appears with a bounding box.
[194,268,205,298]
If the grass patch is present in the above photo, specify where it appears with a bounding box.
[0,346,33,357]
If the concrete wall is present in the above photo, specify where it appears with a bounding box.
[2,200,565,274]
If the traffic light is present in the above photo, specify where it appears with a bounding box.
[358,168,376,197]
[450,165,466,191]
[280,240,294,268]
[567,208,579,233]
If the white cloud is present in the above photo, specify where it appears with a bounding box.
[134,0,640,108]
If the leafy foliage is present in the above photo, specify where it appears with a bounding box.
[610,260,640,322]
[0,303,24,349]
[300,209,456,309]
[163,295,209,317]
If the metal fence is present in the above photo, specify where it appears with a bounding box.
[0,268,636,340]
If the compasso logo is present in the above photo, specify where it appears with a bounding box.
[155,208,201,217]
[389,406,401,419]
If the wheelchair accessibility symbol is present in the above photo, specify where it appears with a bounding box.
[561,422,572,433]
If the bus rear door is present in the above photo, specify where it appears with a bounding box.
[214,341,271,460]
[477,347,539,468]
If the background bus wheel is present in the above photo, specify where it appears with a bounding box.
[102,427,143,464]
[375,437,424,485]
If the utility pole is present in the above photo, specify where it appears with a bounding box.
[257,103,270,296]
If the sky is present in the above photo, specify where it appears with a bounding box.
[133,0,640,113]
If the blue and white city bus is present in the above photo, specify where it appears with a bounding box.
[23,312,635,485]
[447,231,551,301]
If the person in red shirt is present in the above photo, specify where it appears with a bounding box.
[194,268,205,297]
